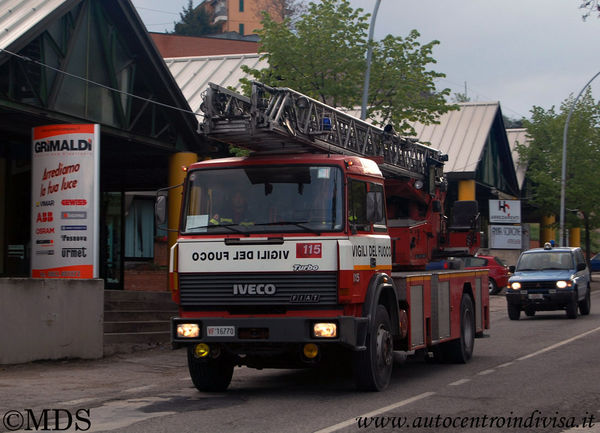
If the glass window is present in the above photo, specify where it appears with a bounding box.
[517,251,573,271]
[239,23,244,35]
[124,197,154,258]
[182,165,344,234]
[348,179,368,230]
[239,0,244,12]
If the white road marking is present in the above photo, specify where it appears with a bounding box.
[517,325,600,362]
[449,378,471,386]
[56,397,98,407]
[477,369,495,376]
[313,392,436,433]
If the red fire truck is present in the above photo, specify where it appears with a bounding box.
[163,82,489,392]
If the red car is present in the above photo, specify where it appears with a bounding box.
[463,255,511,295]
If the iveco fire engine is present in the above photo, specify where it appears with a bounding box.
[162,82,489,392]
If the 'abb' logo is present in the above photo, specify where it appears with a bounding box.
[37,212,53,222]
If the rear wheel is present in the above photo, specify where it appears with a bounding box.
[443,294,475,363]
[354,305,394,391]
[488,278,499,295]
[507,303,521,320]
[187,346,234,392]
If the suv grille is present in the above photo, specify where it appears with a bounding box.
[521,281,557,291]
[179,272,338,307]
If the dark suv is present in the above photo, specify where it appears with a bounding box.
[506,245,591,320]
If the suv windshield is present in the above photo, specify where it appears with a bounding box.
[516,251,573,271]
[182,165,344,234]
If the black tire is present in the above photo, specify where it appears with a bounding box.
[566,291,579,319]
[579,287,591,315]
[354,305,394,391]
[443,295,475,363]
[187,346,234,392]
[507,303,521,321]
[488,278,499,295]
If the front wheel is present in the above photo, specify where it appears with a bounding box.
[566,291,578,319]
[354,305,394,391]
[507,303,521,320]
[187,346,234,392]
[579,287,591,315]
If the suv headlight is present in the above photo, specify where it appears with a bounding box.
[556,280,572,289]
[510,282,521,290]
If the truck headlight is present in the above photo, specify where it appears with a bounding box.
[510,282,521,290]
[313,322,337,338]
[177,323,200,338]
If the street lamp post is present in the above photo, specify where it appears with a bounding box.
[360,0,381,120]
[560,70,600,246]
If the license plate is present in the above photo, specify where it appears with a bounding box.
[528,293,544,300]
[206,326,235,337]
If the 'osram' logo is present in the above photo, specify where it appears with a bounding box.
[232,284,276,295]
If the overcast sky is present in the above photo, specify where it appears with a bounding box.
[131,0,600,120]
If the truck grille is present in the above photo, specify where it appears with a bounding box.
[179,272,338,307]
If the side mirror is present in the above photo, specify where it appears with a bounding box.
[366,191,384,223]
[509,265,516,273]
[155,195,167,227]
[577,262,586,272]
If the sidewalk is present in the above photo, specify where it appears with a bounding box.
[1,345,188,414]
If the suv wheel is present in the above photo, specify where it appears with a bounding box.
[566,291,578,319]
[508,303,520,320]
[579,287,591,315]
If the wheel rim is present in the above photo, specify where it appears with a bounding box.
[376,324,393,368]
[463,307,474,353]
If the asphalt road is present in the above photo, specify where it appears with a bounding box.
[2,281,600,433]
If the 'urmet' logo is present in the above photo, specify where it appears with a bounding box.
[232,283,276,295]
[35,139,92,153]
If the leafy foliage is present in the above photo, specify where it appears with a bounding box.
[519,89,600,251]
[172,0,221,36]
[579,0,600,20]
[241,0,454,135]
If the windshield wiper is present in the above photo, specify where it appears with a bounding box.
[253,221,323,234]
[187,224,246,234]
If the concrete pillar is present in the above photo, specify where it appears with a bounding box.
[569,227,581,247]
[541,215,556,245]
[168,152,197,249]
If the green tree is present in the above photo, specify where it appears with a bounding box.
[519,89,600,258]
[580,0,600,20]
[172,1,221,36]
[242,0,454,135]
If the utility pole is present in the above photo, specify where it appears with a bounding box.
[360,0,381,120]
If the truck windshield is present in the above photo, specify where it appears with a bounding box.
[182,165,344,234]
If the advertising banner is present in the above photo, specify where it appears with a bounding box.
[489,224,522,249]
[31,124,100,278]
[489,199,521,223]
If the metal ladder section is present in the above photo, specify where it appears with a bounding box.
[198,82,446,179]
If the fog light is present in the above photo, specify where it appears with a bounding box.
[313,322,337,338]
[177,323,200,338]
[303,343,319,359]
[193,343,210,358]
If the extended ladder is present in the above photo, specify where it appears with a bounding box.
[198,82,446,179]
